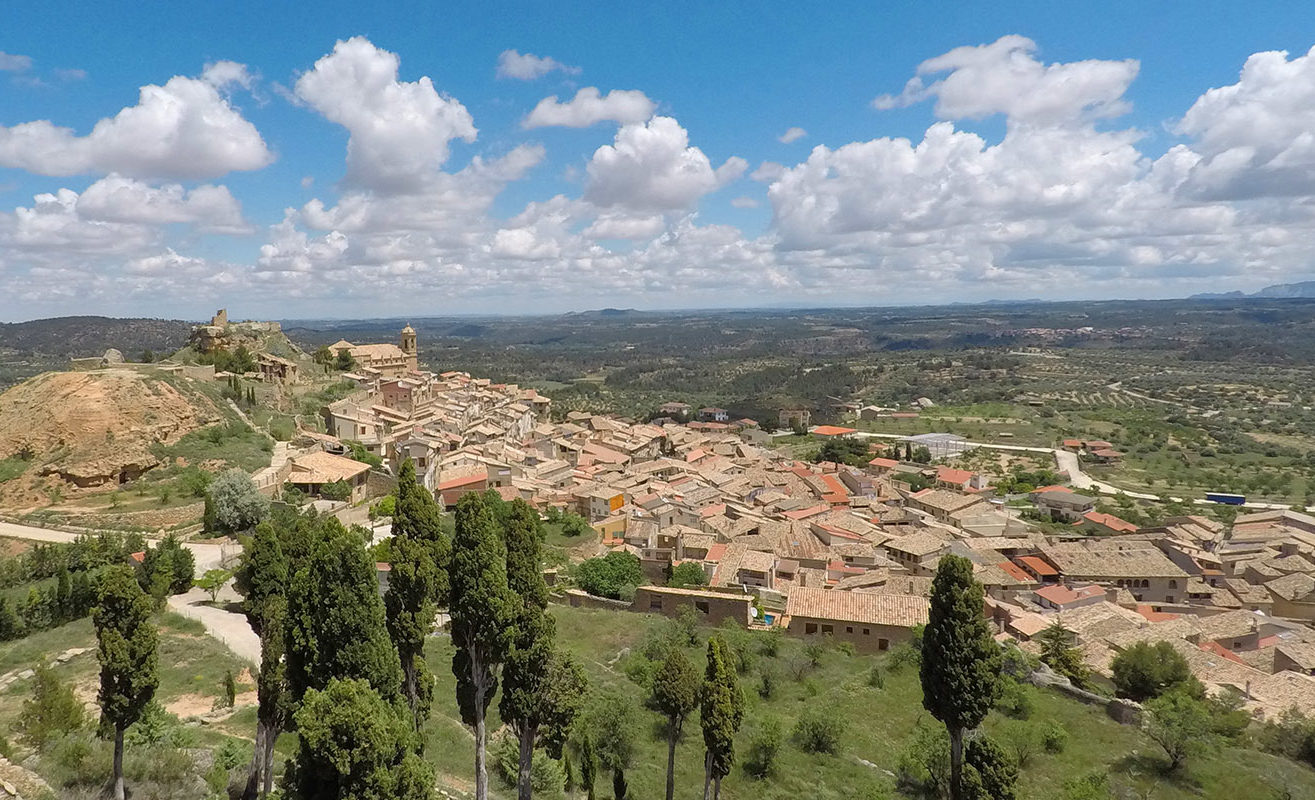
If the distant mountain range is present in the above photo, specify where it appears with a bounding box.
[1191,281,1315,300]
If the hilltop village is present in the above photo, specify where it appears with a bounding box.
[193,319,1315,726]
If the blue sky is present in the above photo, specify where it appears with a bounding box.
[5,1,1315,320]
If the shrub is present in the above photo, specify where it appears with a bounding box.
[868,665,885,689]
[668,561,708,587]
[999,720,1040,769]
[18,665,85,749]
[804,642,826,667]
[743,718,784,779]
[793,706,844,755]
[1111,641,1197,701]
[966,735,1019,800]
[757,667,778,700]
[490,728,565,797]
[995,678,1036,720]
[1041,720,1069,754]
[896,722,950,798]
[575,551,644,599]
[1061,772,1112,800]
[320,479,353,502]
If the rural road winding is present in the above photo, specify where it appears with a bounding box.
[819,430,1291,510]
[0,521,260,663]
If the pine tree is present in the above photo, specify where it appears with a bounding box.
[500,499,586,800]
[94,564,159,800]
[700,636,744,800]
[449,492,516,800]
[649,647,700,800]
[921,555,1002,800]
[385,459,448,729]
[1036,619,1087,688]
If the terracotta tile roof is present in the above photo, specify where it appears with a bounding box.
[868,457,900,468]
[1017,555,1059,577]
[1079,511,1139,533]
[936,467,975,485]
[785,586,929,627]
[289,450,372,483]
[812,425,857,436]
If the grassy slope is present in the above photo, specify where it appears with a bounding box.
[421,604,1315,800]
[4,603,1311,799]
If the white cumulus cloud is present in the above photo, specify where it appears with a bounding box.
[523,87,656,128]
[496,49,581,80]
[295,37,477,194]
[76,174,250,233]
[0,69,272,179]
[584,116,747,212]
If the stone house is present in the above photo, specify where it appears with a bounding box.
[785,586,929,653]
[632,586,752,629]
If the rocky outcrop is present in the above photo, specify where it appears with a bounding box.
[0,370,219,497]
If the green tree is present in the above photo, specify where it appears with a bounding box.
[964,735,1018,800]
[743,717,784,779]
[449,492,516,800]
[139,534,192,601]
[224,668,238,708]
[1036,620,1088,688]
[586,689,639,800]
[575,551,644,599]
[313,345,333,365]
[700,635,744,800]
[668,561,709,588]
[209,468,271,535]
[649,647,701,800]
[920,555,1001,800]
[334,348,356,371]
[1143,687,1221,772]
[386,459,449,728]
[1111,640,1196,701]
[578,735,598,800]
[793,705,844,754]
[285,677,433,800]
[18,664,86,748]
[286,518,402,703]
[93,564,159,800]
[0,596,22,640]
[500,499,586,800]
[196,567,233,604]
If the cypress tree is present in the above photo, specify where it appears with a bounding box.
[650,646,700,800]
[93,564,159,800]
[500,499,586,800]
[285,677,433,800]
[449,492,516,800]
[0,597,22,641]
[286,517,402,703]
[55,569,72,622]
[385,459,448,729]
[920,555,1002,800]
[579,735,597,800]
[700,636,743,800]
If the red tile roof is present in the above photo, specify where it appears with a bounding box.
[1135,605,1181,623]
[812,425,857,436]
[1017,555,1059,577]
[868,457,900,468]
[997,561,1035,582]
[936,466,975,485]
[1079,511,1138,533]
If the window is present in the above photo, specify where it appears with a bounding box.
[846,626,854,634]
[1169,580,1178,589]
[863,628,870,635]
[878,638,889,651]
[821,624,833,634]
[650,598,663,611]
[695,601,710,615]
[805,623,818,635]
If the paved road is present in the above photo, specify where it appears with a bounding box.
[0,521,257,660]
